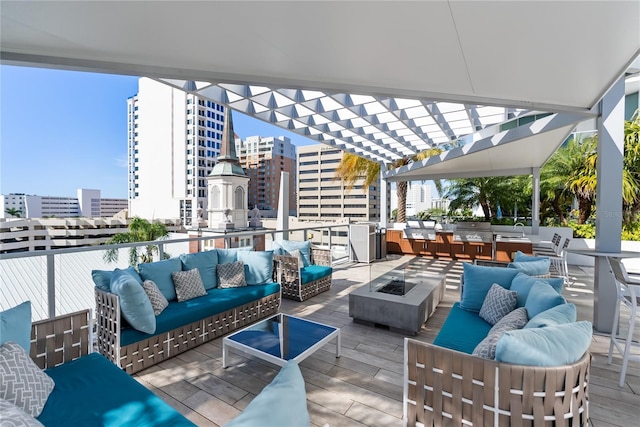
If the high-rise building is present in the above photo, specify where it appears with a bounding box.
[297,144,382,221]
[128,78,225,225]
[0,189,127,219]
[235,135,297,216]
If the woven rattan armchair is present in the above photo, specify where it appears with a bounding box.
[403,339,590,427]
[275,245,332,301]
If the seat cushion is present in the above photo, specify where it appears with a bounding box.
[460,263,520,312]
[180,250,219,290]
[121,283,280,346]
[433,302,492,354]
[0,301,32,352]
[495,321,592,366]
[39,353,195,427]
[138,258,182,301]
[237,251,274,285]
[300,265,332,285]
[224,360,309,427]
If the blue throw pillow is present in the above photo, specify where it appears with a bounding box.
[237,251,274,286]
[509,273,564,307]
[460,263,520,312]
[495,321,592,366]
[0,301,32,352]
[110,269,156,334]
[524,281,566,318]
[525,303,576,329]
[216,248,252,264]
[513,251,548,262]
[273,240,311,267]
[138,258,182,301]
[180,250,219,290]
[91,266,142,291]
[507,259,550,276]
[224,360,310,427]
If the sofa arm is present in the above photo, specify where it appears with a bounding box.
[404,339,590,427]
[94,287,122,368]
[274,254,301,282]
[30,309,91,369]
[310,246,331,266]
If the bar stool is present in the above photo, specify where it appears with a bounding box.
[607,257,640,387]
[547,237,571,282]
[532,232,561,257]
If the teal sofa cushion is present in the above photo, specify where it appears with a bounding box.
[0,301,31,352]
[460,263,520,312]
[224,360,309,427]
[180,250,219,290]
[433,303,492,354]
[300,265,332,285]
[138,258,182,301]
[513,251,548,262]
[508,259,550,276]
[273,240,311,267]
[524,281,566,318]
[92,267,142,292]
[110,269,156,334]
[525,303,576,329]
[237,251,274,285]
[39,353,195,426]
[216,248,252,264]
[495,321,592,366]
[121,283,280,346]
[509,273,564,307]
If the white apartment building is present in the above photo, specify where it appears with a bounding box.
[1,189,127,219]
[235,135,297,216]
[405,183,433,217]
[297,144,383,222]
[128,78,225,226]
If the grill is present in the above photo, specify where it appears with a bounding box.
[453,222,493,243]
[403,220,437,241]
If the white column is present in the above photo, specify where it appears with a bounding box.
[531,167,540,234]
[380,176,389,228]
[593,76,625,333]
[276,171,289,240]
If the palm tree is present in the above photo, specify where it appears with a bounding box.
[334,149,442,223]
[624,110,640,223]
[4,208,21,218]
[444,177,514,220]
[103,217,170,267]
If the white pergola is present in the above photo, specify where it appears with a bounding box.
[1,1,639,331]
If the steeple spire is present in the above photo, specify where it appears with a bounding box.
[209,107,246,177]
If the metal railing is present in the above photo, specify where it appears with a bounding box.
[0,224,350,320]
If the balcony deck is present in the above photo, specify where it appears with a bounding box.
[133,255,640,426]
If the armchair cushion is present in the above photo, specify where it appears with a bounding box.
[110,269,156,334]
[460,263,520,312]
[180,250,219,290]
[237,251,274,286]
[138,258,182,301]
[273,240,311,267]
[433,303,492,354]
[300,265,333,285]
[0,301,31,352]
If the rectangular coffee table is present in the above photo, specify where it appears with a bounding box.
[222,313,341,368]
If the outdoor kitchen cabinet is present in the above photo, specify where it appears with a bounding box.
[413,239,438,257]
[386,230,415,254]
[435,232,452,257]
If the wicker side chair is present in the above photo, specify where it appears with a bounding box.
[403,339,590,427]
[275,245,332,301]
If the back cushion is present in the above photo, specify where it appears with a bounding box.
[216,248,252,264]
[237,251,274,285]
[273,240,311,267]
[180,250,219,290]
[507,259,550,276]
[138,258,182,301]
[510,273,564,307]
[460,263,519,312]
[524,281,566,318]
[92,266,142,291]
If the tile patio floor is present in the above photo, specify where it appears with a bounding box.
[134,255,640,426]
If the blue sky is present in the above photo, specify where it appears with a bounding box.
[0,65,315,199]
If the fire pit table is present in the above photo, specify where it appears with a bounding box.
[348,271,445,335]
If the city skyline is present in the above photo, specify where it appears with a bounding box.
[0,65,316,199]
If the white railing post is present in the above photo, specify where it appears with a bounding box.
[46,254,56,318]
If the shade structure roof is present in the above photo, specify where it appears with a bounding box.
[1,1,639,171]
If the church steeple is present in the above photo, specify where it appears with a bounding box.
[209,107,246,177]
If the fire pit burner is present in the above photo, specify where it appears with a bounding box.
[377,280,417,296]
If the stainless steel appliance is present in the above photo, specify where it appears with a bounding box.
[453,221,493,243]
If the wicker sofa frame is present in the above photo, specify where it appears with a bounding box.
[274,246,332,301]
[30,309,91,369]
[403,339,590,427]
[95,288,281,374]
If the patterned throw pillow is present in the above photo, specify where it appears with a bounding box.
[171,268,207,302]
[217,261,247,288]
[0,398,44,426]
[142,280,169,315]
[0,342,55,418]
[473,307,529,359]
[479,283,518,325]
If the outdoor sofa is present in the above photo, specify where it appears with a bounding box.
[273,240,332,301]
[94,248,281,374]
[404,262,591,426]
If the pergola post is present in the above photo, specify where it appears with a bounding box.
[531,167,541,234]
[593,76,625,333]
[380,176,388,228]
